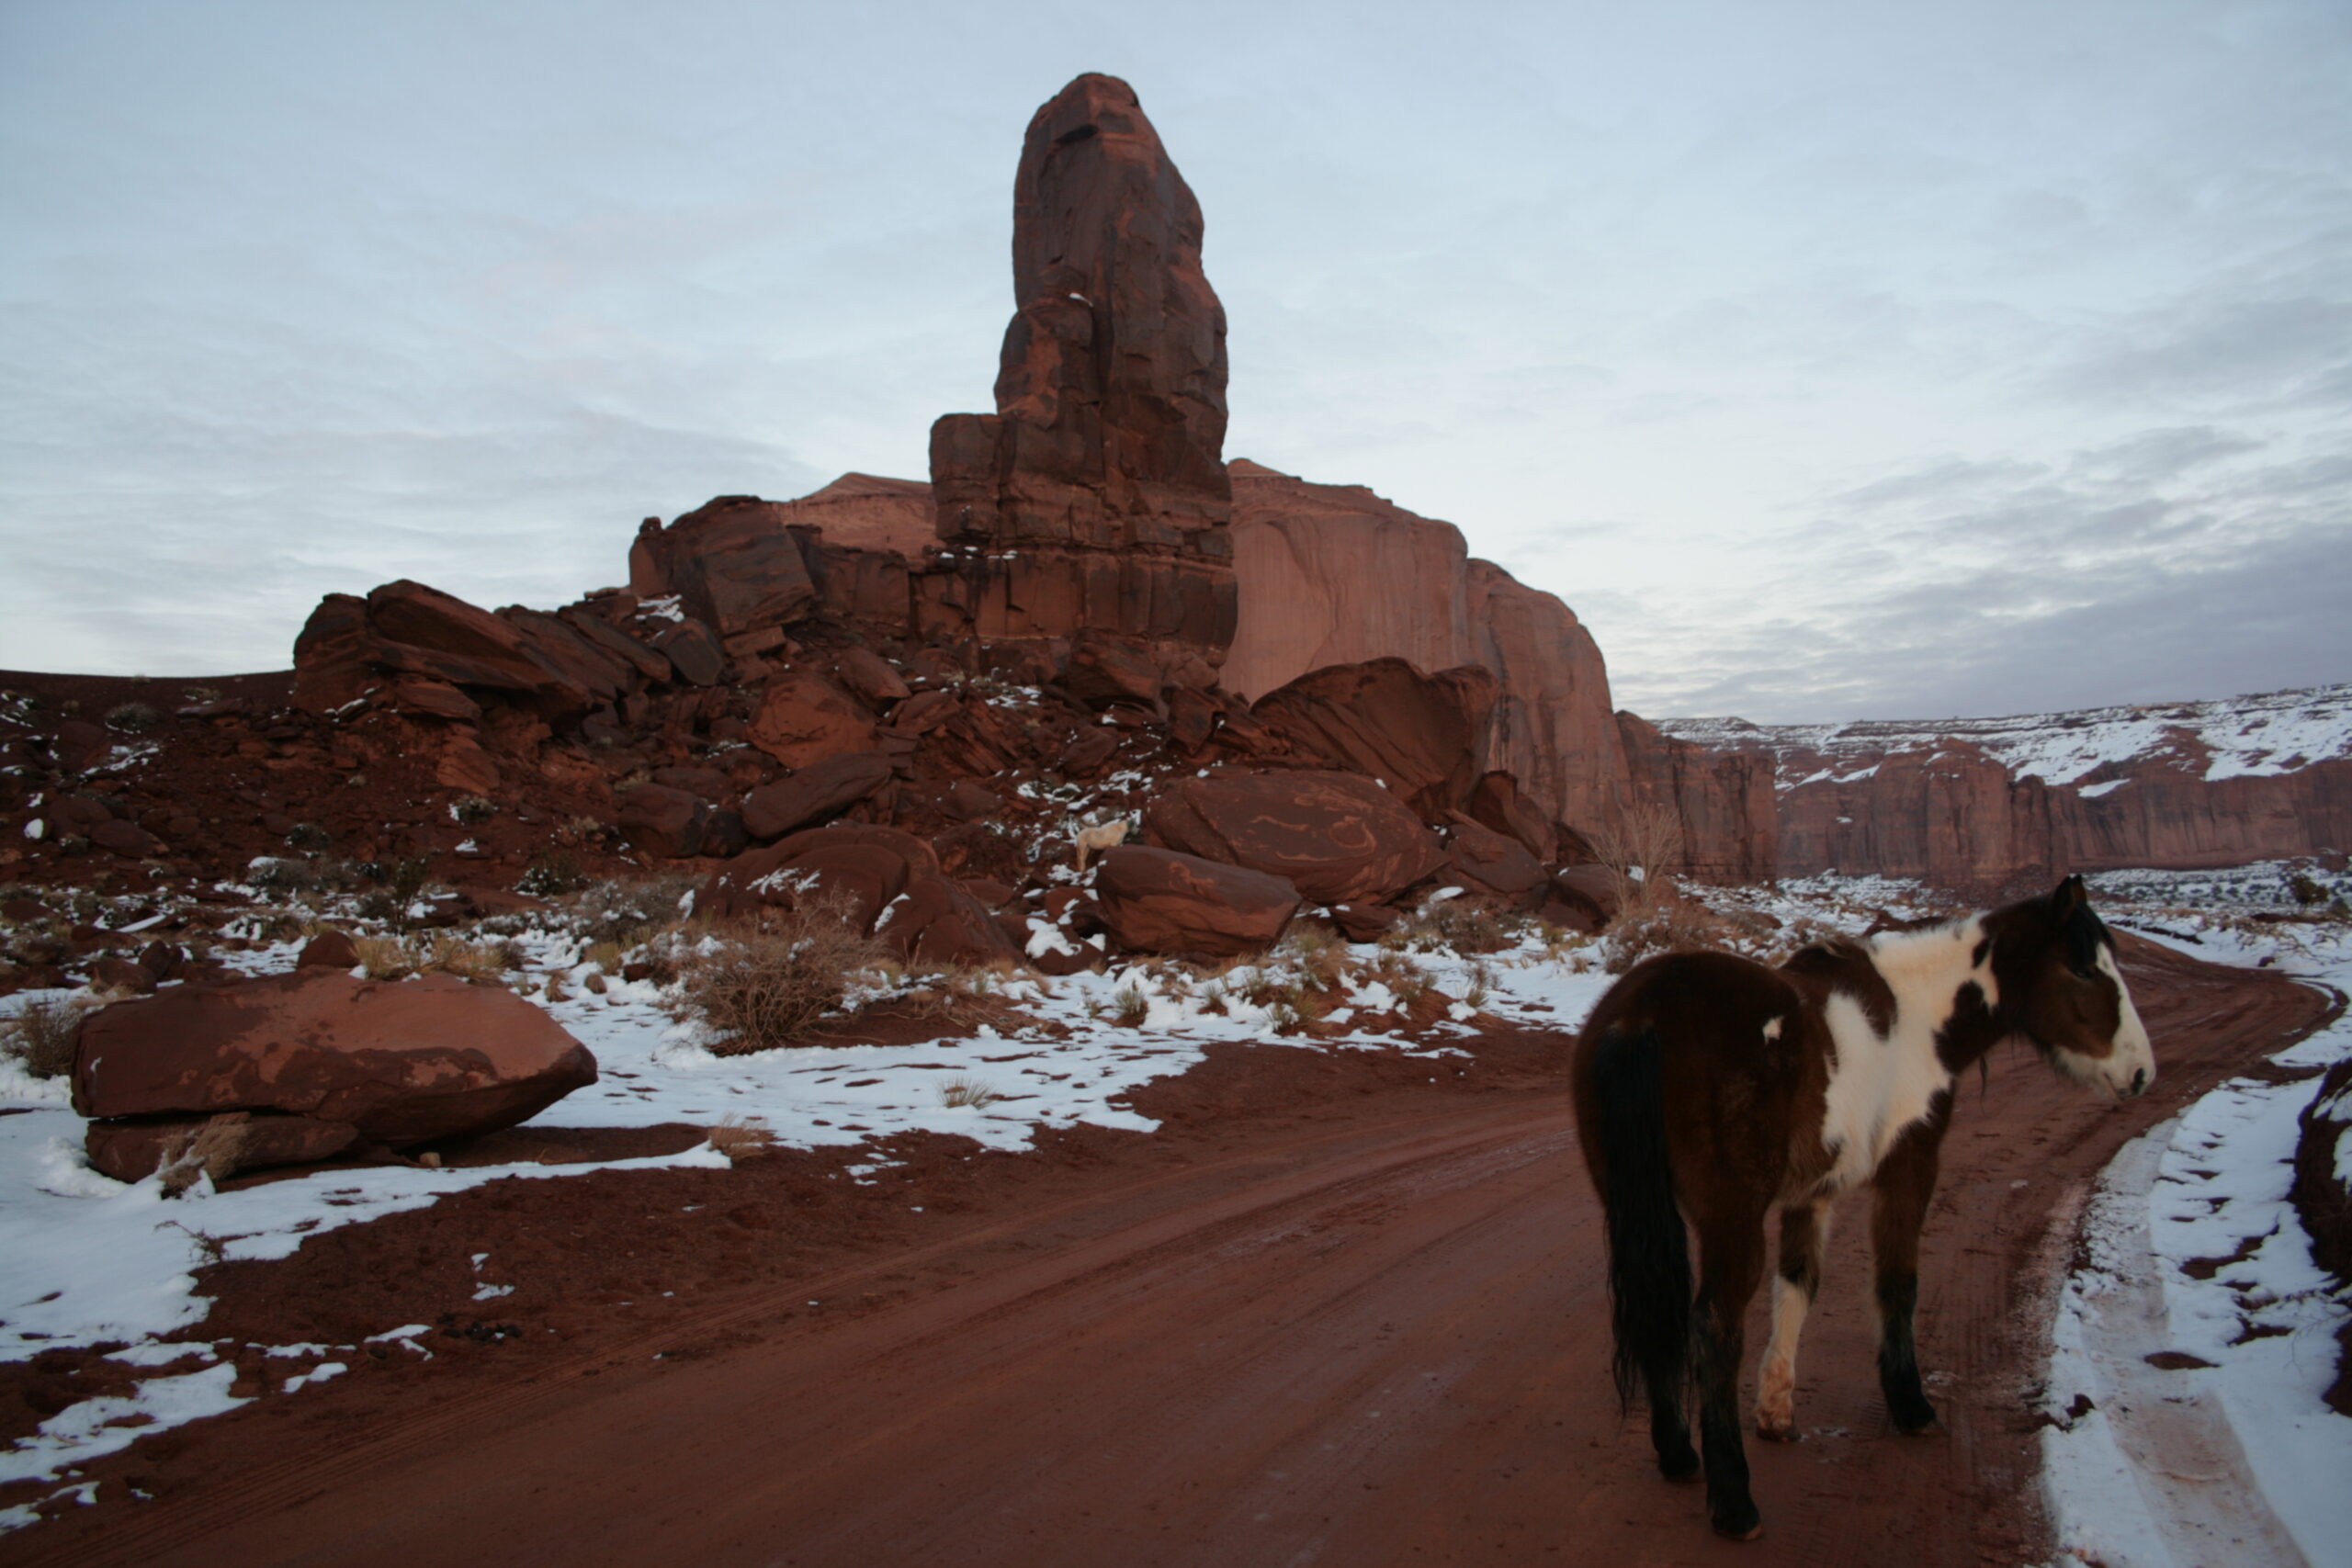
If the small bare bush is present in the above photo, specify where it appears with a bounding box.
[1593,801,1687,919]
[671,897,886,1055]
[2,998,81,1078]
[707,1114,775,1163]
[1396,896,1513,956]
[1111,980,1150,1027]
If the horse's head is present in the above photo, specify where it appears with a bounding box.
[1993,874,2154,1100]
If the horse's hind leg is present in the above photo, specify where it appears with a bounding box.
[1645,1349,1698,1482]
[1870,1122,1947,1434]
[1693,1209,1770,1540]
[1756,1196,1831,1441]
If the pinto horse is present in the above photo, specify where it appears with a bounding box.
[1571,875,2154,1540]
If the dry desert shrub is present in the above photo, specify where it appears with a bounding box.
[1600,900,1736,975]
[159,1113,254,1197]
[1,997,81,1078]
[1393,896,1514,956]
[707,1114,775,1163]
[1593,801,1688,919]
[1110,980,1150,1028]
[671,897,886,1055]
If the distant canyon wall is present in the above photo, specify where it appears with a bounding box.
[1668,694,2352,885]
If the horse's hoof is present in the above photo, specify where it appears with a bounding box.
[1754,1417,1798,1443]
[1710,1504,1764,1540]
[1892,1399,1941,1435]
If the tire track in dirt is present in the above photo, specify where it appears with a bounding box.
[12,939,2327,1568]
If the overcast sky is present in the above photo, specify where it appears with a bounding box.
[3,0,2346,723]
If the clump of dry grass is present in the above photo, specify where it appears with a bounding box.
[421,933,511,985]
[940,1077,1001,1110]
[351,933,415,980]
[669,897,886,1055]
[586,939,624,975]
[1,997,82,1078]
[707,1114,775,1163]
[159,1113,253,1196]
[1110,980,1150,1028]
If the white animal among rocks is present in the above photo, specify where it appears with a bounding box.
[1074,817,1133,873]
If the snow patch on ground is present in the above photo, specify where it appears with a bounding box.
[2041,888,2352,1565]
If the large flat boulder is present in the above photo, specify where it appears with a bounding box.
[1094,845,1299,957]
[1141,769,1446,907]
[71,971,597,1149]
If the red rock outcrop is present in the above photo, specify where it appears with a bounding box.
[923,73,1237,665]
[1220,463,1636,843]
[71,970,598,1148]
[699,823,1020,968]
[1141,770,1445,907]
[1250,659,1498,820]
[1612,713,1779,881]
[1093,845,1300,957]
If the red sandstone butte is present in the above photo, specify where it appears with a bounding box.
[923,73,1238,664]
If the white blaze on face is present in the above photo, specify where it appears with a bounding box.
[2088,945,2154,1099]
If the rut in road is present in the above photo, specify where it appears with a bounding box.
[17,939,2327,1568]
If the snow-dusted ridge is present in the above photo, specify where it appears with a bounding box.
[1657,682,2352,791]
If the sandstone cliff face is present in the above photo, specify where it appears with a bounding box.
[1217,461,1773,874]
[924,73,1237,663]
[1665,686,2352,882]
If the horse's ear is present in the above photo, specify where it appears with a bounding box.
[2048,874,2087,918]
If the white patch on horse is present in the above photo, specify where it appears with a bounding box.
[1813,919,1992,1193]
[2064,945,2155,1099]
[1756,1276,1808,1438]
[1761,1016,1783,1042]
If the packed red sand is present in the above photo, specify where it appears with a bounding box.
[5,937,2324,1568]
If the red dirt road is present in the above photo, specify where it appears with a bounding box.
[14,939,2329,1567]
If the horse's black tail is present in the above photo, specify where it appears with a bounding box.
[1589,1023,1691,1413]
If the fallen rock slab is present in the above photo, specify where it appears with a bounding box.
[71,971,597,1148]
[1142,769,1446,907]
[1095,845,1299,957]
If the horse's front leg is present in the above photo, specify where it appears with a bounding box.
[1693,1211,1770,1539]
[1755,1195,1831,1441]
[1869,1114,1950,1434]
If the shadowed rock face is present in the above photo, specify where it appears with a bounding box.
[926,73,1237,662]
